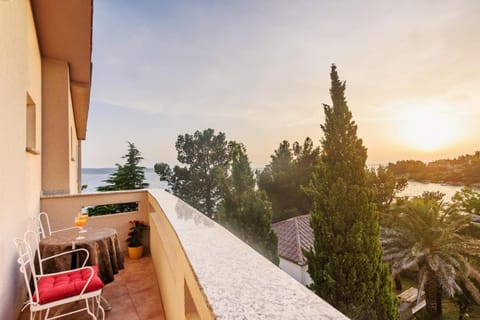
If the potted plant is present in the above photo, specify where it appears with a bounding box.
[126,220,149,259]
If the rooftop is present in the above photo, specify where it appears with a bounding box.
[272,214,313,265]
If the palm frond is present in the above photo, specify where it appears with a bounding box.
[463,279,480,304]
[381,196,480,303]
[383,249,412,263]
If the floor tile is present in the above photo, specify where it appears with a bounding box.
[18,255,165,320]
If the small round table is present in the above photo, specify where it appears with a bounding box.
[39,227,124,284]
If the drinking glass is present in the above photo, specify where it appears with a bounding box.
[74,214,87,240]
[78,214,88,233]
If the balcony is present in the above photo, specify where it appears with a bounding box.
[20,189,347,319]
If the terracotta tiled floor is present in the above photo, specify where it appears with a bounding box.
[18,255,165,320]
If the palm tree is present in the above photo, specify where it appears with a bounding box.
[382,197,480,319]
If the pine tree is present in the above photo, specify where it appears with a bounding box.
[217,142,279,264]
[258,138,321,222]
[304,65,398,319]
[89,142,148,215]
[98,142,149,191]
[155,129,229,218]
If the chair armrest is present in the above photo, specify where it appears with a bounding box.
[40,248,90,267]
[79,266,95,295]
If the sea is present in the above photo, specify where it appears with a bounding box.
[81,168,474,201]
[81,168,167,193]
[398,181,470,201]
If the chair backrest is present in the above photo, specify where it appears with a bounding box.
[14,230,41,304]
[38,212,52,238]
[27,215,46,239]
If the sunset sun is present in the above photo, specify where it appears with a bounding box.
[398,107,463,151]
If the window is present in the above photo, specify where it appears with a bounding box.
[26,93,39,154]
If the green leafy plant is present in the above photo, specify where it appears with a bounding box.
[126,220,149,247]
[382,197,480,318]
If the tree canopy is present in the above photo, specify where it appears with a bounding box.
[257,137,320,222]
[217,142,279,264]
[155,129,229,219]
[304,65,398,319]
[453,187,480,216]
[155,130,279,264]
[367,165,408,213]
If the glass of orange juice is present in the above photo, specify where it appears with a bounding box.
[75,213,87,234]
[80,213,88,224]
[74,215,86,240]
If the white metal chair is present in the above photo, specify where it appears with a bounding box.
[15,230,105,320]
[37,212,80,238]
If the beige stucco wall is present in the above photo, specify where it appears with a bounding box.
[68,88,80,193]
[40,190,150,254]
[0,1,42,319]
[42,58,80,195]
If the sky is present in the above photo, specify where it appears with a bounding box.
[83,0,480,168]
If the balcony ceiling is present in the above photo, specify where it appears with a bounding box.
[31,0,93,140]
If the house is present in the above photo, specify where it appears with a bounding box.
[272,214,313,286]
[1,1,347,319]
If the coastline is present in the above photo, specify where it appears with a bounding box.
[407,179,480,188]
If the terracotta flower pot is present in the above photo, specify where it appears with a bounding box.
[128,245,143,259]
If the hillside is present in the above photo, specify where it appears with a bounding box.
[388,151,480,186]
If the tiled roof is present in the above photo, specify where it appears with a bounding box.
[272,214,313,266]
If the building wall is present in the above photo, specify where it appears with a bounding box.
[301,263,313,286]
[0,1,42,319]
[42,58,80,195]
[279,258,313,286]
[68,87,80,193]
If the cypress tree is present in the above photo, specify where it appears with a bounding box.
[304,65,398,319]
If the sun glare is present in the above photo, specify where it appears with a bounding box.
[398,106,463,151]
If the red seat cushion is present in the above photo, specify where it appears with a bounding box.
[33,265,104,304]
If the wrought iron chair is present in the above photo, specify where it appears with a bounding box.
[27,212,114,312]
[15,230,105,320]
[37,212,80,238]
